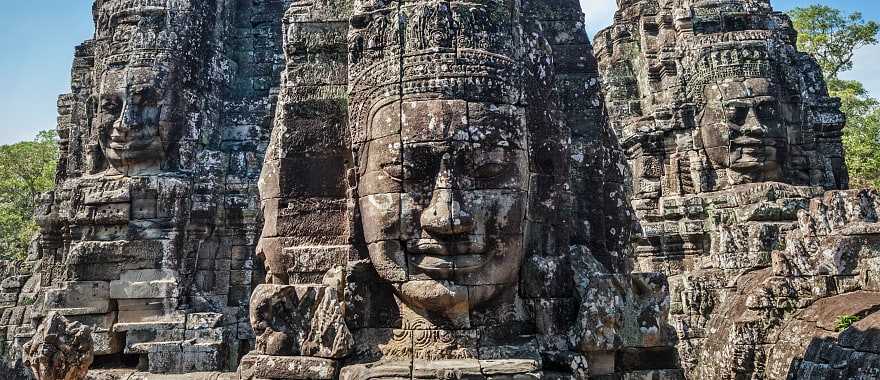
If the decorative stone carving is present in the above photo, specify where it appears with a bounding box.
[246,0,680,379]
[23,311,94,380]
[34,1,239,372]
[11,0,865,377]
[596,0,880,378]
[3,0,286,376]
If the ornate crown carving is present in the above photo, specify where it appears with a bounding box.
[97,0,176,19]
[347,1,522,145]
[685,41,775,103]
[348,49,520,144]
[95,0,187,68]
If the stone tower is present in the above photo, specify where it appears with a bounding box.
[242,0,680,379]
[597,0,880,378]
[0,0,289,375]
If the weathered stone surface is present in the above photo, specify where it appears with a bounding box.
[109,270,178,300]
[243,0,677,378]
[250,269,351,359]
[23,311,94,380]
[597,0,880,379]
[19,0,880,378]
[4,0,277,375]
[239,353,338,380]
[45,282,111,316]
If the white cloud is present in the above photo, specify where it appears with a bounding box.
[840,44,880,98]
[582,0,619,37]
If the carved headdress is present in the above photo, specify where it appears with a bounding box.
[347,0,524,145]
[595,0,847,190]
[685,41,777,103]
[93,0,199,69]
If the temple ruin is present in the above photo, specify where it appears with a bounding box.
[0,0,876,379]
[596,0,880,378]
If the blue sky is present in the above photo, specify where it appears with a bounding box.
[0,1,877,145]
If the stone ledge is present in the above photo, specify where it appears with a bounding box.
[240,353,338,380]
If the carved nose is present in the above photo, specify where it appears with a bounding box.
[740,108,767,136]
[118,101,141,130]
[110,123,126,140]
[420,188,474,236]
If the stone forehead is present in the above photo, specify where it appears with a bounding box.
[97,0,188,17]
[367,99,525,144]
[95,0,200,69]
[705,77,777,100]
[99,65,168,90]
[686,42,780,102]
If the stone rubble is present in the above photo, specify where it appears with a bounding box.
[23,311,94,380]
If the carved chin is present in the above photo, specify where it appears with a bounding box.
[397,280,468,311]
[396,280,503,312]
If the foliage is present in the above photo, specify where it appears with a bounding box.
[0,131,58,260]
[836,80,880,188]
[789,5,880,189]
[790,5,879,80]
[835,314,861,332]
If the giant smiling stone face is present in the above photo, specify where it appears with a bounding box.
[97,65,177,176]
[357,99,529,315]
[698,78,792,182]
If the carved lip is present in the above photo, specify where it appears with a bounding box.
[731,137,771,164]
[409,253,488,275]
[731,136,765,147]
[406,238,489,276]
[407,238,486,256]
[108,138,156,152]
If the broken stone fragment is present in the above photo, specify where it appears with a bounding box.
[23,311,94,380]
[44,281,111,316]
[109,270,180,300]
[239,353,338,380]
[250,267,352,358]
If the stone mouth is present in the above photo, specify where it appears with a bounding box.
[408,253,487,277]
[731,136,765,146]
[109,139,154,151]
[407,238,486,256]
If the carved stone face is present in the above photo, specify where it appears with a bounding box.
[358,100,529,315]
[97,65,175,175]
[698,78,790,181]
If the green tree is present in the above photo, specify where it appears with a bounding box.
[790,6,879,79]
[842,94,880,188]
[0,131,58,260]
[789,5,880,188]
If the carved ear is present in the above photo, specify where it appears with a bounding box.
[86,94,98,122]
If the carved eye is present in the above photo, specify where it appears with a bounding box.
[131,88,155,105]
[101,97,121,114]
[473,162,507,179]
[755,102,776,121]
[381,163,404,181]
[350,14,370,29]
[382,162,429,182]
[725,106,748,125]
